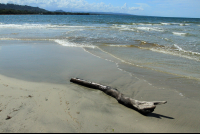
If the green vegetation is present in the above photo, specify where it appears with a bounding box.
[0,9,90,15]
[0,3,47,13]
[0,9,41,14]
[0,3,90,15]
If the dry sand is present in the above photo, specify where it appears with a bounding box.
[0,45,200,133]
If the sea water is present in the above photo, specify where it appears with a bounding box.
[0,15,200,81]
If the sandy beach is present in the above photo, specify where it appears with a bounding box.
[0,42,200,133]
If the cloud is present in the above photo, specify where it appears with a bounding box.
[121,3,127,10]
[0,0,144,13]
[129,7,143,11]
[121,3,143,11]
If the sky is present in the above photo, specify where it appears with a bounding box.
[1,0,200,18]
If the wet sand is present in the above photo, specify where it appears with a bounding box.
[0,41,200,132]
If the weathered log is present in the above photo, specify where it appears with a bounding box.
[70,78,167,115]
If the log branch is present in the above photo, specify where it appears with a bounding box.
[70,78,167,115]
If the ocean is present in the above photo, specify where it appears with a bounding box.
[0,15,199,81]
[1,15,200,133]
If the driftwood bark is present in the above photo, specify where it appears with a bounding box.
[70,78,167,115]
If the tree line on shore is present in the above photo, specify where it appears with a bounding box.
[0,9,90,15]
[0,3,90,15]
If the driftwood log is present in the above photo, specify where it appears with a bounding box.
[70,78,167,115]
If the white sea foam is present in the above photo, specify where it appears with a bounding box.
[172,23,181,25]
[173,44,184,51]
[150,45,200,61]
[138,23,153,26]
[0,38,54,42]
[161,23,171,25]
[164,38,171,41]
[120,25,133,31]
[112,25,165,32]
[109,45,129,47]
[54,39,96,48]
[179,23,190,26]
[111,25,136,32]
[172,32,187,36]
[160,22,190,26]
[172,44,200,57]
[0,23,92,29]
[0,38,16,40]
[0,23,51,29]
[51,25,91,29]
[137,22,190,26]
[136,27,164,32]
[133,23,162,26]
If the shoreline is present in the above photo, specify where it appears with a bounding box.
[0,42,200,132]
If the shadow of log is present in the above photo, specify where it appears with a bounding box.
[147,113,174,119]
[70,78,167,115]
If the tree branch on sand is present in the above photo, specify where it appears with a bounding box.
[70,78,167,115]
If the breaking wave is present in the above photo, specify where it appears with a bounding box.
[172,32,188,36]
[54,39,96,48]
[0,23,50,29]
[150,44,200,61]
[136,27,165,32]
[111,24,165,32]
[131,22,191,26]
[105,42,200,62]
[0,37,54,41]
[0,23,94,29]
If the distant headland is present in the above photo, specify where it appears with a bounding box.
[0,3,90,15]
[0,3,132,15]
